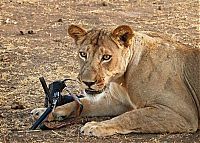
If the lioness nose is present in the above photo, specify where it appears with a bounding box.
[83,81,96,87]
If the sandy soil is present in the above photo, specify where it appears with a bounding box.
[0,0,199,142]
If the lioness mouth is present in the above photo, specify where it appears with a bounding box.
[85,88,105,95]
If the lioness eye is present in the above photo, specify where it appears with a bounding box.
[79,52,87,59]
[102,55,112,61]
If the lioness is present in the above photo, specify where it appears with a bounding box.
[32,25,200,137]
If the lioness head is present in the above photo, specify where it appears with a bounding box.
[68,25,134,96]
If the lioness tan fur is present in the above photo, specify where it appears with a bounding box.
[32,25,200,137]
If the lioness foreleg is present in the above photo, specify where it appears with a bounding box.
[46,92,131,121]
[80,105,197,136]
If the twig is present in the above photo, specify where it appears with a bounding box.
[51,130,65,139]
[77,126,80,143]
[4,133,8,143]
[17,130,41,133]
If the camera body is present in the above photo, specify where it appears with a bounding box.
[45,80,66,107]
[30,77,83,130]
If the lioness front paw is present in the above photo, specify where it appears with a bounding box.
[31,108,47,120]
[30,102,76,122]
[80,121,117,137]
[49,106,72,121]
[30,107,66,122]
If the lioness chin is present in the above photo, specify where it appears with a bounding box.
[32,25,200,137]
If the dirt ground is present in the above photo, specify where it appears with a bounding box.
[0,0,199,142]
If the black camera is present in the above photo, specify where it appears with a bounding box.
[30,77,83,130]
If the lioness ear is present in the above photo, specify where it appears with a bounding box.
[68,25,86,41]
[112,25,134,47]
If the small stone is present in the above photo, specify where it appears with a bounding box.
[3,105,11,109]
[102,1,108,6]
[20,31,24,35]
[0,113,5,118]
[57,19,63,22]
[11,102,25,109]
[28,30,34,34]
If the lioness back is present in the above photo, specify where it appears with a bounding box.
[183,48,200,119]
[127,31,200,123]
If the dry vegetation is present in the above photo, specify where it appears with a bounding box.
[0,0,199,142]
